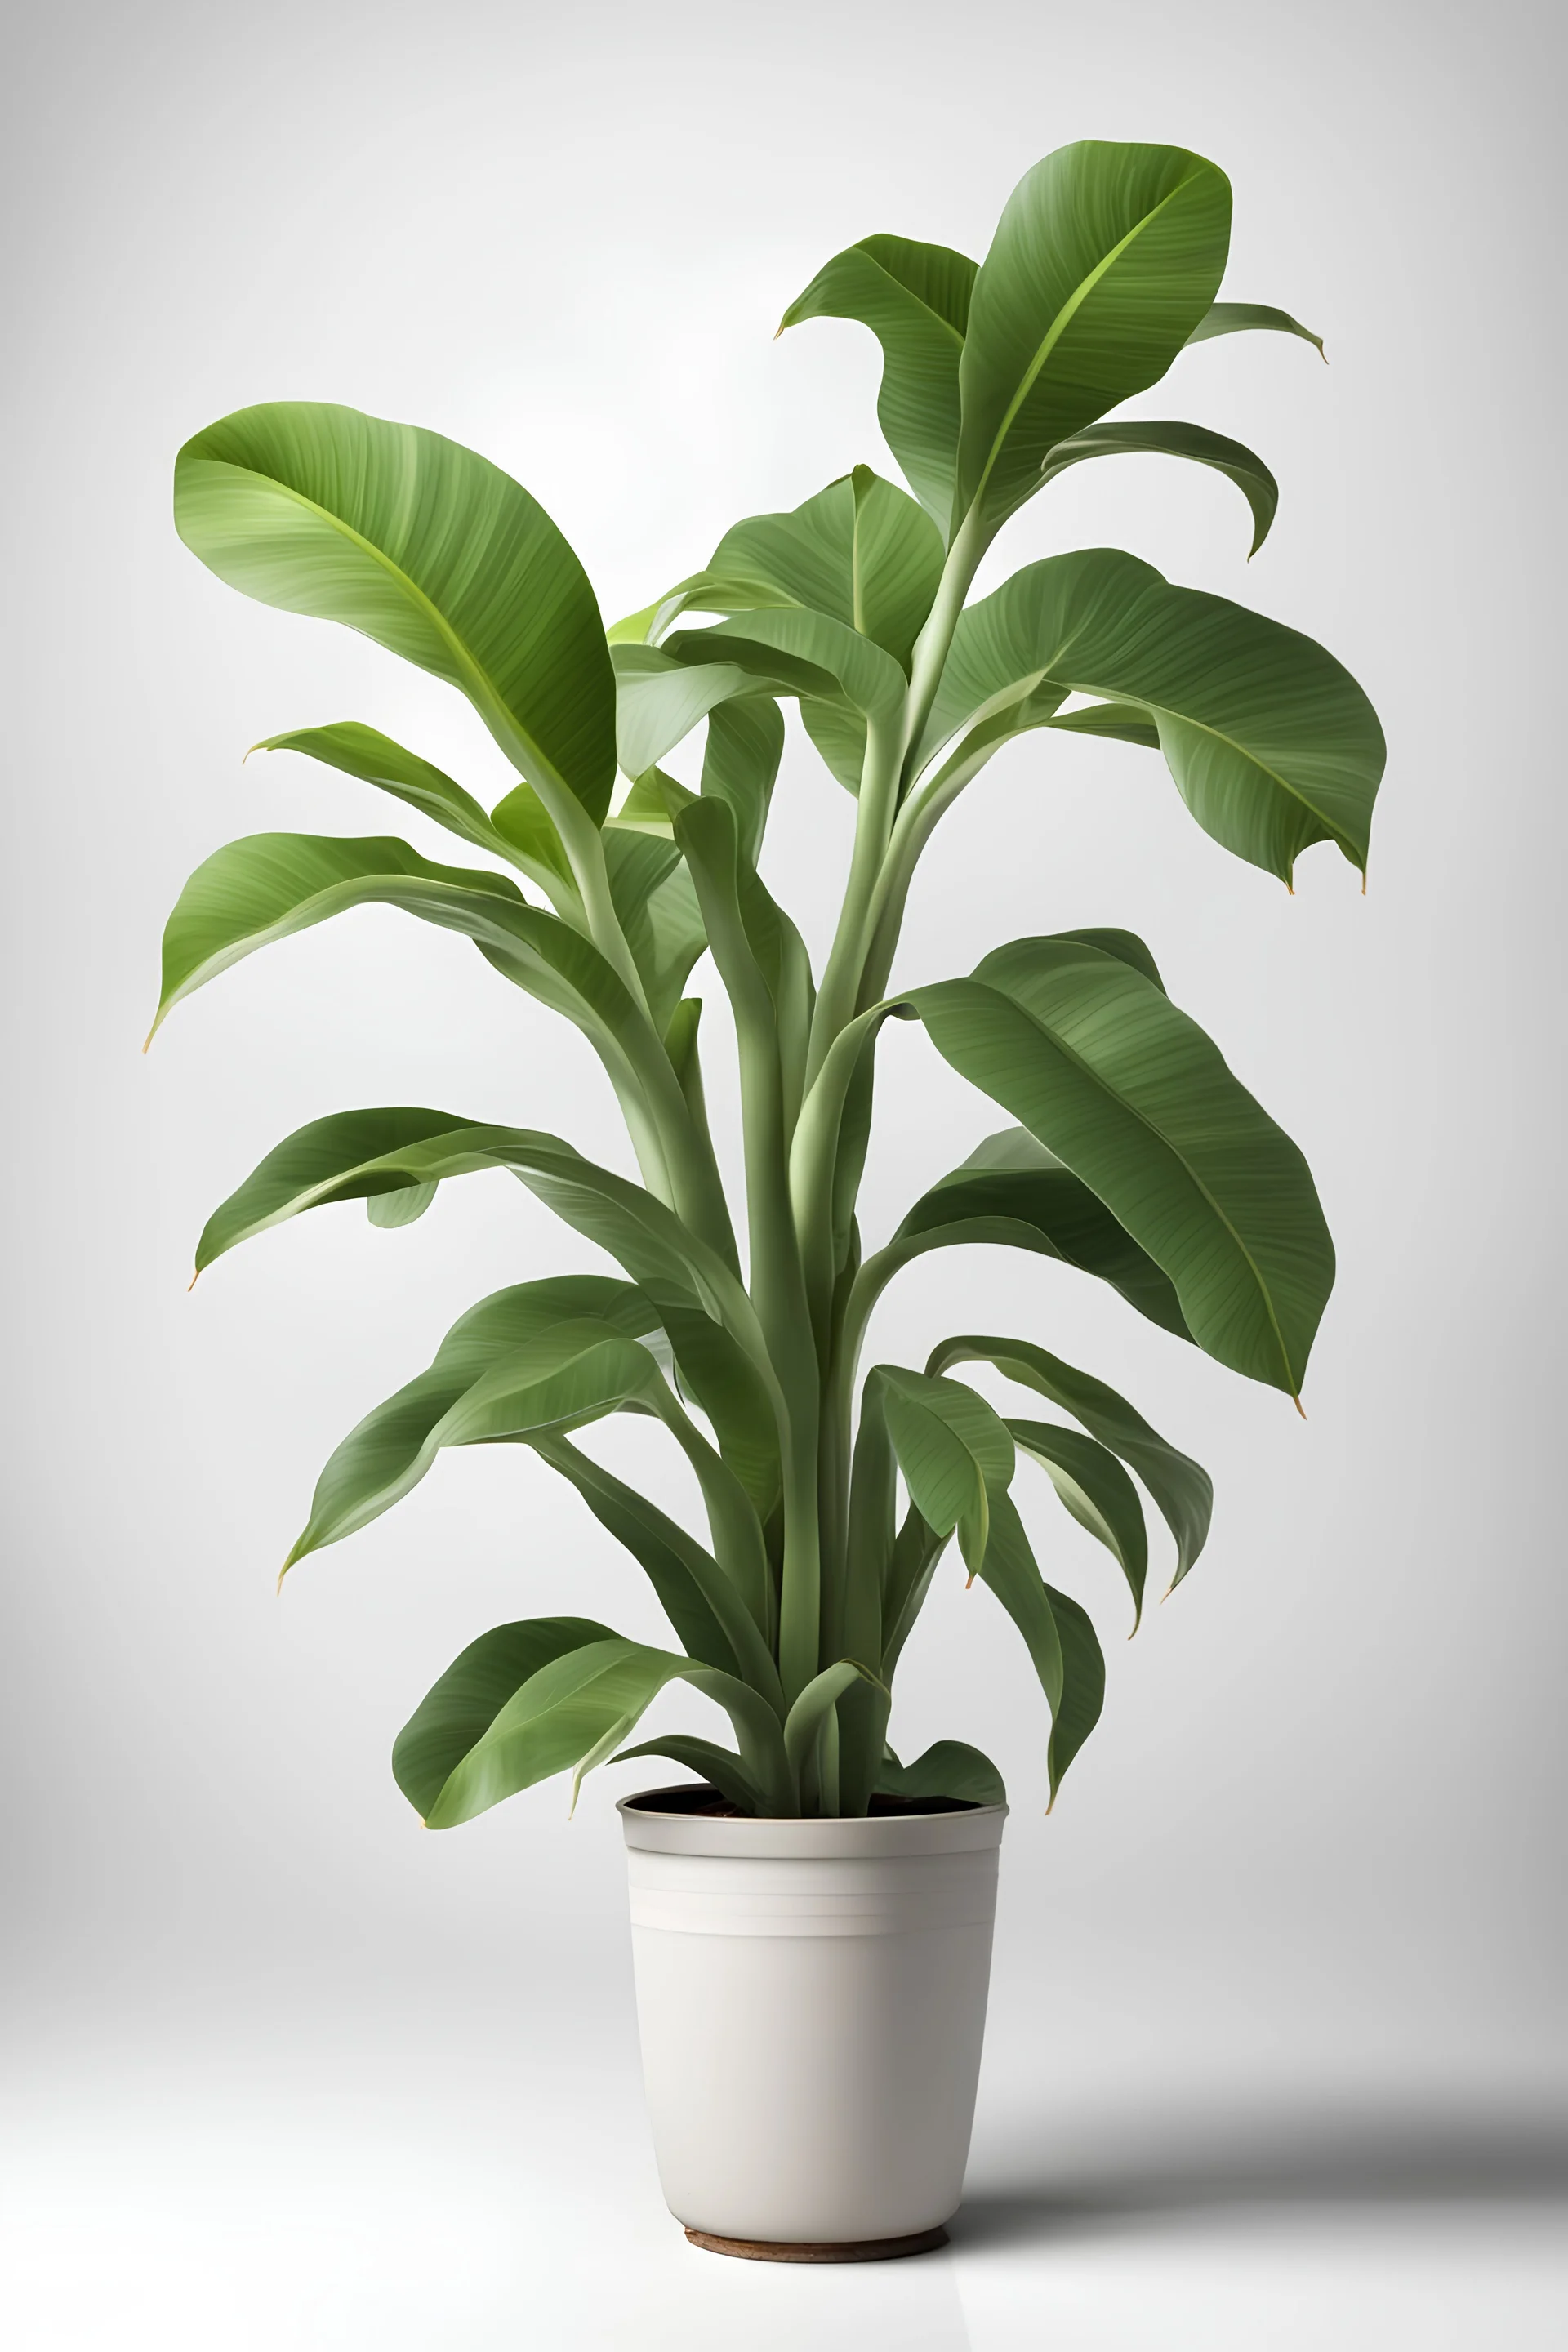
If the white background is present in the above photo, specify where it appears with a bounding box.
[3,1,1565,2343]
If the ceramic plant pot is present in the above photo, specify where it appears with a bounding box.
[618,1786,1007,2261]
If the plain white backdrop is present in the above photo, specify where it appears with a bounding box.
[3,1,1565,2343]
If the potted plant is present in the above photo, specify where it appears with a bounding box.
[152,138,1383,2261]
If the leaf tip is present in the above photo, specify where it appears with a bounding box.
[275,1563,289,1596]
[187,1267,201,1293]
[1294,1393,1307,1422]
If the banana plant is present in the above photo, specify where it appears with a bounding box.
[154,139,1383,1823]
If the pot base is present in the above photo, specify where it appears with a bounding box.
[684,2225,950,2264]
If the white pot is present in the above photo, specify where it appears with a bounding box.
[618,1788,1007,2256]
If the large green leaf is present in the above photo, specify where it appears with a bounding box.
[956,143,1232,532]
[911,934,1333,1393]
[194,1108,780,1512]
[286,1311,672,1566]
[249,718,549,872]
[175,402,617,822]
[145,834,670,1094]
[869,1125,1192,1341]
[871,1365,1014,1579]
[653,469,944,675]
[929,1334,1213,1588]
[1038,421,1278,557]
[612,641,780,778]
[393,1615,618,1814]
[915,549,1384,884]
[394,1623,790,1827]
[601,827,706,1029]
[778,236,978,529]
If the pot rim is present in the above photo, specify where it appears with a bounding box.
[617,1783,1009,1858]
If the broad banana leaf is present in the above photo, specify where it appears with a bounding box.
[175,403,617,823]
[1038,421,1278,557]
[915,548,1384,884]
[956,143,1232,533]
[650,468,944,674]
[910,934,1333,1394]
[778,236,978,529]
[194,1108,781,1512]
[394,1623,790,1827]
[929,1334,1212,1587]
[665,606,908,733]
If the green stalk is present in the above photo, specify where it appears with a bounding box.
[803,715,902,1091]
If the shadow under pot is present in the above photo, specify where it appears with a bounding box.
[618,1787,1008,2261]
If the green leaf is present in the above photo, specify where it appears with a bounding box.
[612,640,779,778]
[800,697,868,795]
[874,1123,1192,1342]
[956,143,1232,532]
[175,402,616,822]
[876,1740,1007,1808]
[1039,421,1278,557]
[602,827,706,1030]
[392,1615,619,1816]
[366,1180,437,1229]
[608,1735,760,1813]
[531,1434,762,1682]
[915,548,1385,884]
[286,1311,671,1566]
[397,1626,787,1828]
[973,1485,1105,1806]
[657,469,944,675]
[194,1107,780,1516]
[1006,1418,1148,1628]
[911,934,1334,1394]
[249,719,548,875]
[872,1365,1014,1578]
[929,1334,1213,1588]
[666,605,908,732]
[778,236,978,528]
[701,698,785,866]
[782,1659,887,1798]
[1187,301,1325,358]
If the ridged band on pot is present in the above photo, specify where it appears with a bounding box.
[620,1789,1007,2247]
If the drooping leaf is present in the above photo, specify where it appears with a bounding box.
[612,640,779,778]
[868,1124,1192,1342]
[608,1735,760,1813]
[915,547,1385,884]
[286,1311,672,1566]
[1006,1418,1149,1627]
[1039,421,1279,557]
[392,1615,618,1816]
[778,236,978,528]
[249,720,552,880]
[956,143,1232,532]
[175,402,617,822]
[973,1484,1105,1805]
[911,934,1334,1394]
[871,1365,1014,1578]
[665,606,908,733]
[531,1433,769,1684]
[876,1740,1007,1807]
[929,1334,1213,1587]
[396,1625,789,1828]
[1187,301,1325,358]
